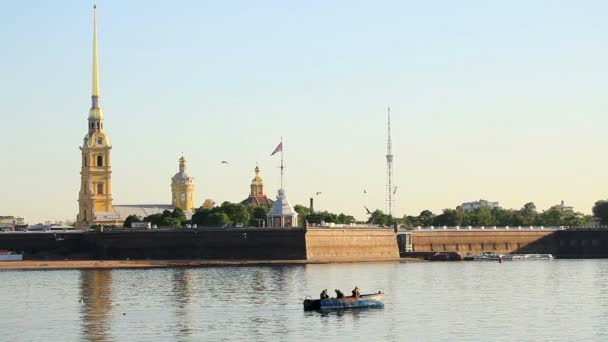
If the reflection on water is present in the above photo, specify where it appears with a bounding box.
[80,270,112,342]
[2,261,608,341]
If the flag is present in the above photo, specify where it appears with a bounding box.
[270,142,283,156]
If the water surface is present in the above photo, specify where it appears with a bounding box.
[1,260,607,341]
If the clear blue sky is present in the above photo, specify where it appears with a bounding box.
[1,0,607,224]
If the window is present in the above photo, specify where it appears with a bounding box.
[181,193,186,201]
[97,156,103,167]
[97,183,104,195]
[84,156,87,167]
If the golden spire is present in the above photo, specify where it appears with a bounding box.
[88,2,103,120]
[92,2,100,100]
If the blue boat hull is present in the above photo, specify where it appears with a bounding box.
[303,293,384,311]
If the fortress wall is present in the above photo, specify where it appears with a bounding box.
[304,228,400,261]
[410,230,558,255]
[555,230,608,258]
[84,228,307,260]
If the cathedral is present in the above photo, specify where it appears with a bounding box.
[76,4,194,227]
[240,165,274,207]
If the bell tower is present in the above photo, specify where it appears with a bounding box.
[76,3,113,227]
[171,155,195,211]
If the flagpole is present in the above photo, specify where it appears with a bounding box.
[280,136,284,190]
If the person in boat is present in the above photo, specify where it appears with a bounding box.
[320,289,329,300]
[335,289,345,298]
[352,286,360,297]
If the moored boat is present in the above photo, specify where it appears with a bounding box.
[303,292,384,311]
[0,250,23,261]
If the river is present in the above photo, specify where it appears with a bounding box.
[1,260,608,341]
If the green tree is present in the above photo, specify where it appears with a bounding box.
[220,202,251,225]
[171,208,187,223]
[208,212,230,226]
[250,206,269,227]
[539,207,565,226]
[418,210,435,227]
[294,205,311,226]
[433,209,461,226]
[593,200,608,225]
[520,202,538,226]
[123,215,141,228]
[337,213,356,224]
[368,210,393,226]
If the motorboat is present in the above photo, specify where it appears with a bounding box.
[0,250,23,261]
[303,292,384,311]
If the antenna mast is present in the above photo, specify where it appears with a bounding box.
[385,107,395,216]
[280,137,284,190]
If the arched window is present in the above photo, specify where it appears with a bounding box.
[97,183,104,195]
[97,155,103,167]
[84,156,87,167]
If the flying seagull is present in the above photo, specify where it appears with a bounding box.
[221,161,229,164]
[364,206,372,215]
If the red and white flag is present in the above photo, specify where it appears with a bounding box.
[270,142,283,156]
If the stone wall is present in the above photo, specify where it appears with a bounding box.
[305,228,400,261]
[410,229,558,255]
[84,228,307,260]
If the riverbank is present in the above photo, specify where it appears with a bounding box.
[0,258,423,271]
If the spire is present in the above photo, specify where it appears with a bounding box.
[179,155,186,172]
[92,2,100,103]
[88,2,103,120]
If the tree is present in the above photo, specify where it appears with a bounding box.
[433,209,461,226]
[171,208,187,223]
[520,202,538,226]
[418,210,435,227]
[250,206,269,227]
[539,207,565,226]
[207,212,230,226]
[123,215,141,228]
[368,210,393,226]
[144,208,186,228]
[220,202,251,225]
[294,205,311,226]
[337,213,356,224]
[563,212,589,228]
[593,200,608,225]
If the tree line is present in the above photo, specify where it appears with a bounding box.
[368,201,608,228]
[122,199,608,228]
[123,202,270,228]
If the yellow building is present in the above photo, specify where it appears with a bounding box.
[240,165,274,207]
[76,4,113,227]
[171,155,195,211]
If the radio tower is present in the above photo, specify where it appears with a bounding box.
[385,107,395,216]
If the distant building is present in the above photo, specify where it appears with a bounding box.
[171,155,195,211]
[461,199,500,212]
[551,200,574,213]
[240,165,274,207]
[92,204,194,227]
[76,5,113,227]
[0,216,25,231]
[267,189,298,228]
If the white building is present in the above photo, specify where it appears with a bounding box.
[461,199,500,212]
[551,200,574,213]
[267,189,298,228]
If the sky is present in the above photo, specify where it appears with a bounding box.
[0,0,607,224]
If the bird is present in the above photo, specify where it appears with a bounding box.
[393,186,398,195]
[221,161,229,164]
[364,206,372,215]
[363,189,367,194]
[315,192,322,196]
